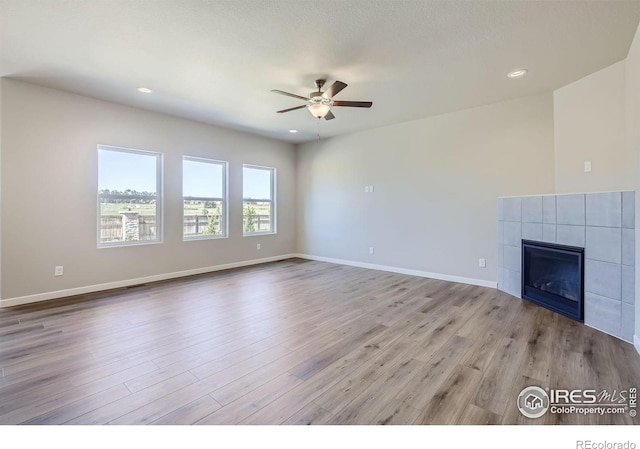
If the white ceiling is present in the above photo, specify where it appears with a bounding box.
[1,0,640,144]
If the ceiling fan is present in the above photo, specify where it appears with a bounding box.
[271,79,372,120]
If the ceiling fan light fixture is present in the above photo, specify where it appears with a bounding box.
[308,103,330,119]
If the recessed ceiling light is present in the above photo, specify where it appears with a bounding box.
[137,87,153,93]
[507,69,528,79]
[289,129,298,133]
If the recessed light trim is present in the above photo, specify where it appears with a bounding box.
[289,129,298,133]
[137,87,153,93]
[507,69,528,79]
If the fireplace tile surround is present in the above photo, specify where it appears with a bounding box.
[497,191,635,342]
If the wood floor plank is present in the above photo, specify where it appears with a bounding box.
[0,375,127,425]
[65,372,199,424]
[456,404,501,425]
[371,399,421,425]
[197,373,303,425]
[459,329,504,373]
[471,304,540,417]
[416,364,484,424]
[282,402,336,425]
[395,335,478,411]
[20,384,132,424]
[151,395,223,425]
[1,347,94,381]
[0,359,158,420]
[70,360,159,389]
[124,362,190,394]
[471,336,526,416]
[209,321,401,407]
[189,344,291,381]
[288,323,387,381]
[330,358,426,424]
[207,349,318,407]
[109,380,223,425]
[239,338,401,424]
[313,330,422,415]
[518,322,557,384]
[0,258,638,425]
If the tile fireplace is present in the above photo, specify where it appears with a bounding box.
[497,191,634,342]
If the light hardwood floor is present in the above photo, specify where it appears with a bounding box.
[1,258,639,425]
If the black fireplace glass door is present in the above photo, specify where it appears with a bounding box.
[525,251,580,302]
[521,240,584,322]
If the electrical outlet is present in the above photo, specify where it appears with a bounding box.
[54,266,64,276]
[478,258,486,268]
[584,160,592,172]
[369,247,375,255]
[257,243,261,250]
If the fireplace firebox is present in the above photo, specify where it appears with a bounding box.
[521,239,584,322]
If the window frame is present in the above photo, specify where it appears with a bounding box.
[242,164,276,236]
[97,145,163,248]
[182,156,229,241]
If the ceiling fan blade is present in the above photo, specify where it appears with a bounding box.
[322,81,347,99]
[276,105,307,113]
[271,89,310,101]
[332,100,373,108]
[324,110,335,120]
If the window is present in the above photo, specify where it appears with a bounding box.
[183,157,227,239]
[243,165,275,235]
[97,145,162,247]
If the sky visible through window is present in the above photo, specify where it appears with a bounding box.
[99,148,272,199]
[243,166,272,199]
[183,159,223,198]
[98,149,157,192]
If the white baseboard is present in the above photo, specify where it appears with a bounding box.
[1,252,497,308]
[293,253,497,289]
[635,334,640,356]
[0,254,297,308]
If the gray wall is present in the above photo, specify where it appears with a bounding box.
[0,79,296,300]
[628,21,640,350]
[554,61,633,193]
[296,94,555,284]
[0,77,2,301]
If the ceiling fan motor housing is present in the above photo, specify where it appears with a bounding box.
[309,92,331,104]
